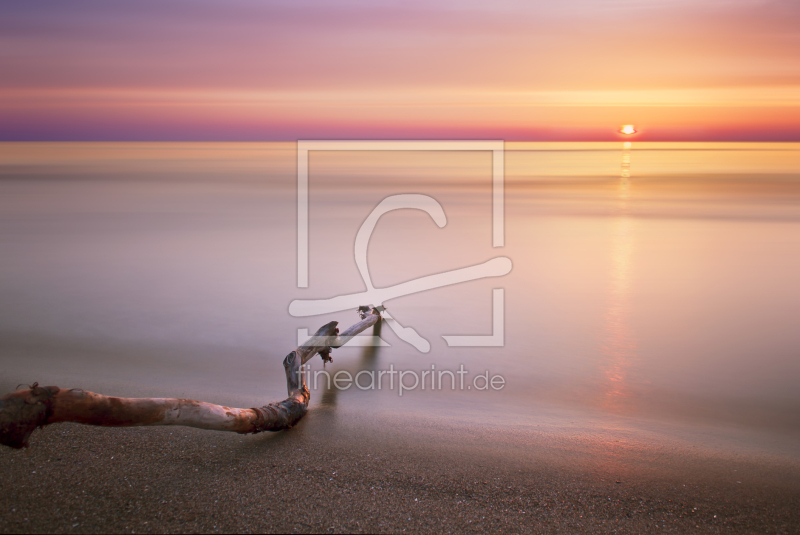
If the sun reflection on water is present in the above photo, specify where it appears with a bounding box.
[597,142,638,412]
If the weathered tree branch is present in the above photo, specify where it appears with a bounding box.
[0,307,381,449]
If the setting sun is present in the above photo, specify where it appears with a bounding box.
[620,125,637,135]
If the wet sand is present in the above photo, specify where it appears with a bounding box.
[1,406,798,534]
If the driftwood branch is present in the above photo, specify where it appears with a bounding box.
[0,307,382,449]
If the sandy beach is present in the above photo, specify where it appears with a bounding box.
[2,404,799,534]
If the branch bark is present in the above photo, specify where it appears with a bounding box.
[0,307,381,449]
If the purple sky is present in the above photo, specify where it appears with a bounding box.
[2,0,799,140]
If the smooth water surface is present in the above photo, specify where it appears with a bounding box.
[1,142,799,455]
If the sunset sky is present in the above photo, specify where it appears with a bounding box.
[2,0,799,140]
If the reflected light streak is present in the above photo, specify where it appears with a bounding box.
[597,142,638,412]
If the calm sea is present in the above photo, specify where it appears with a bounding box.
[1,142,799,454]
